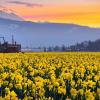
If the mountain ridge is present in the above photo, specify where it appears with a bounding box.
[0,17,100,47]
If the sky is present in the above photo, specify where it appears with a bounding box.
[0,0,100,27]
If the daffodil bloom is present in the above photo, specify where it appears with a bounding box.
[70,88,77,97]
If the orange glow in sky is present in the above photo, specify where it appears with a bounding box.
[1,0,100,27]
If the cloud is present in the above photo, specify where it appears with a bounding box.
[0,5,8,11]
[0,5,5,9]
[0,5,16,13]
[8,1,43,7]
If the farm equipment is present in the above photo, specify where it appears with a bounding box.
[0,36,21,53]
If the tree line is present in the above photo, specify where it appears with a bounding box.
[46,39,100,52]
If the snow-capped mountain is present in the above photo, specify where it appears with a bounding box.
[0,10,24,21]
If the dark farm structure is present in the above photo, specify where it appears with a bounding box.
[0,36,21,53]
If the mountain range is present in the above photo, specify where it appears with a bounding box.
[0,10,100,47]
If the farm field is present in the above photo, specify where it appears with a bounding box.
[0,52,100,100]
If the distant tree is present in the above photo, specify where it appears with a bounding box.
[54,46,60,51]
[48,47,52,52]
[61,45,66,51]
[44,47,47,52]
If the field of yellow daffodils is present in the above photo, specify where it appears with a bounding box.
[0,52,100,100]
